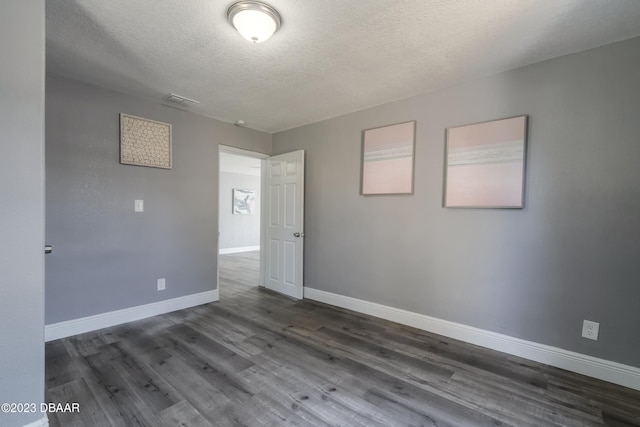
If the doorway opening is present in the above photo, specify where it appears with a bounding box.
[218,146,268,298]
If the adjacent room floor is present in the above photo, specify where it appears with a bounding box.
[45,252,640,426]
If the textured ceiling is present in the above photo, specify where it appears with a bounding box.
[46,0,640,133]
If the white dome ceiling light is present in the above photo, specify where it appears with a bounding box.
[227,1,282,44]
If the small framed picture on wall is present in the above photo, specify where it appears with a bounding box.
[361,120,416,195]
[232,188,256,215]
[443,115,528,208]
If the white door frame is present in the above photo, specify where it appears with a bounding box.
[218,145,269,296]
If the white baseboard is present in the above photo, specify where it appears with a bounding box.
[23,415,49,427]
[45,289,219,342]
[304,287,640,391]
[219,245,260,254]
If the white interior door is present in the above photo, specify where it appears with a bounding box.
[263,150,304,299]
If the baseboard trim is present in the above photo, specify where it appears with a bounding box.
[304,287,640,391]
[45,289,219,342]
[219,245,260,254]
[23,415,49,427]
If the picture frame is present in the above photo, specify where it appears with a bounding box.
[233,188,256,215]
[120,113,172,169]
[361,120,416,195]
[443,115,528,208]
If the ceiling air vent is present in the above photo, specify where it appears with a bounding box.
[164,93,200,108]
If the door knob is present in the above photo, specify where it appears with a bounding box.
[293,232,305,238]
[45,245,53,254]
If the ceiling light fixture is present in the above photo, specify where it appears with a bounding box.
[227,1,281,43]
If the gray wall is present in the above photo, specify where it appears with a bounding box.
[219,172,261,250]
[273,37,640,368]
[46,74,271,324]
[0,2,46,427]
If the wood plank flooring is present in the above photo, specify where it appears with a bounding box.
[46,251,640,426]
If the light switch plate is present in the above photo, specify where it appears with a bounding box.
[135,200,144,212]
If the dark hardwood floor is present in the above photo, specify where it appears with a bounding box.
[46,251,640,426]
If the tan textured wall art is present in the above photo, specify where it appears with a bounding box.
[120,114,172,169]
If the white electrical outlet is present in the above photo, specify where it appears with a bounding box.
[157,278,166,291]
[582,320,599,341]
[135,200,144,212]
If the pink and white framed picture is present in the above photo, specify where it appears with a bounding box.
[361,120,416,195]
[443,115,528,208]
